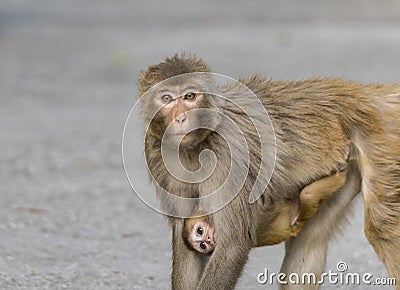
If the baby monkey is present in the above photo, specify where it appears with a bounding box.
[182,167,348,254]
[182,213,216,254]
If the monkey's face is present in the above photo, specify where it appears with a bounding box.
[147,84,216,147]
[188,220,216,254]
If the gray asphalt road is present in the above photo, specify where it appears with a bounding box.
[1,0,400,289]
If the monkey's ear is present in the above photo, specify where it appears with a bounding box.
[290,200,300,225]
[138,70,152,97]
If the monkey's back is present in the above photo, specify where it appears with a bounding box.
[238,76,399,190]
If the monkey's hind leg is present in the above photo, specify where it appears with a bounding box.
[359,141,400,286]
[363,172,400,285]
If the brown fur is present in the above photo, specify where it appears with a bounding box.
[184,170,348,250]
[139,53,400,289]
[256,169,348,246]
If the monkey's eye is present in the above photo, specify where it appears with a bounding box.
[184,92,196,100]
[197,227,203,235]
[161,94,173,103]
[199,241,207,250]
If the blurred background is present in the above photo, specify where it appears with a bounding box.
[1,0,400,288]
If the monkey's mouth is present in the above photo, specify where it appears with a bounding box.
[169,132,192,144]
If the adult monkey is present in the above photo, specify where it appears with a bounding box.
[138,54,400,289]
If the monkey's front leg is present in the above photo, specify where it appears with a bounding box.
[171,219,208,289]
[196,237,251,290]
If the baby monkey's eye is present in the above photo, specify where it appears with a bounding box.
[161,94,173,103]
[200,241,207,250]
[184,92,196,100]
[197,227,203,235]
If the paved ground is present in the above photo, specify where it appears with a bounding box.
[1,0,400,289]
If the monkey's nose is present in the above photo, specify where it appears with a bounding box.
[175,113,187,123]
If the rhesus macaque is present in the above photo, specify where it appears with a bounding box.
[183,168,347,254]
[182,214,216,255]
[138,54,400,289]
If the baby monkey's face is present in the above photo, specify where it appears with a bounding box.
[189,220,216,254]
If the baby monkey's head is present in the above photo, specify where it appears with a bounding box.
[182,216,216,255]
